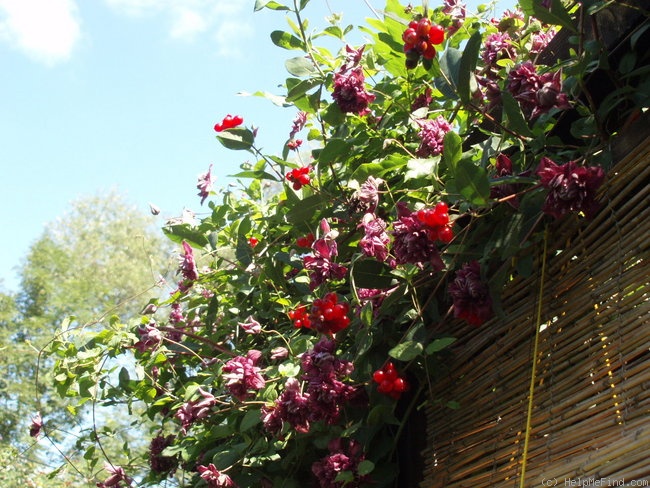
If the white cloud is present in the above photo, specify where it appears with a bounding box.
[103,0,253,54]
[0,0,81,66]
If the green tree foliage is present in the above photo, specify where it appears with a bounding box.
[0,191,172,486]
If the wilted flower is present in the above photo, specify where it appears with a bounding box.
[442,0,466,34]
[332,45,375,115]
[536,157,605,219]
[530,28,556,55]
[197,163,213,205]
[238,315,262,334]
[222,350,266,401]
[448,261,493,326]
[416,116,453,157]
[197,464,238,488]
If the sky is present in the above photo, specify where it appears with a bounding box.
[0,0,382,292]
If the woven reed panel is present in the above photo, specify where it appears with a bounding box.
[420,135,650,487]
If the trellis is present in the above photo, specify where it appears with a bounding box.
[420,127,650,486]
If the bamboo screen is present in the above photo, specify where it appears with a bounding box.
[420,135,650,487]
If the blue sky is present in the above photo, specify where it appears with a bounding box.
[0,0,381,292]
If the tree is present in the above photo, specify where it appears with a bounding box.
[0,191,172,486]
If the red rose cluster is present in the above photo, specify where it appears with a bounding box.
[310,292,350,335]
[416,201,454,243]
[214,114,243,132]
[372,362,409,399]
[286,166,311,190]
[403,18,445,69]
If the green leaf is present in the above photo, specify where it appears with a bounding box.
[350,259,395,289]
[118,367,130,389]
[388,340,423,361]
[405,158,439,182]
[270,30,305,50]
[163,224,209,248]
[358,460,375,476]
[286,78,322,102]
[447,400,461,410]
[439,47,463,95]
[238,90,289,107]
[254,0,290,11]
[230,170,279,181]
[351,153,408,181]
[318,138,352,165]
[278,362,301,377]
[240,409,261,432]
[501,92,534,138]
[520,0,576,32]
[443,131,462,167]
[285,193,328,227]
[425,337,457,354]
[285,56,316,77]
[458,31,483,103]
[216,127,255,151]
[451,158,491,206]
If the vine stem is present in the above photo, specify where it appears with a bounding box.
[158,326,236,357]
